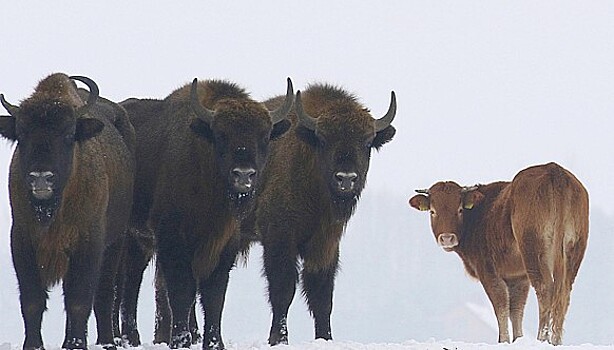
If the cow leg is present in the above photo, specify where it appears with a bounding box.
[94,240,122,349]
[301,252,338,341]
[263,237,299,346]
[12,230,47,350]
[520,230,554,343]
[198,245,238,350]
[119,234,153,347]
[156,213,197,349]
[62,246,103,349]
[479,274,510,343]
[505,276,530,342]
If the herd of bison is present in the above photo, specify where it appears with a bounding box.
[0,73,588,349]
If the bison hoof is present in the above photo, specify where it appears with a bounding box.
[170,330,192,349]
[268,332,288,346]
[120,330,141,347]
[62,337,87,349]
[191,328,202,345]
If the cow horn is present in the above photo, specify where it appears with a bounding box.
[269,77,294,125]
[461,185,479,193]
[69,76,99,117]
[295,90,317,131]
[0,94,19,116]
[190,78,215,124]
[374,91,397,132]
[415,189,429,194]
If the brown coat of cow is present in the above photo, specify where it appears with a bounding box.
[409,162,588,345]
[251,84,397,345]
[0,73,135,350]
[118,78,293,350]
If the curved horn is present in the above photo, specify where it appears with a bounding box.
[415,189,429,194]
[295,90,317,131]
[190,78,215,124]
[0,94,19,116]
[69,76,99,117]
[269,77,294,124]
[461,185,479,193]
[374,91,397,132]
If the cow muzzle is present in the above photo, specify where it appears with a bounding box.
[231,167,256,194]
[437,233,459,251]
[27,171,55,200]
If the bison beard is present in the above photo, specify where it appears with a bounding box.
[30,196,59,224]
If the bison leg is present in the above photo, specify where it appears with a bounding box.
[263,239,299,346]
[301,255,338,341]
[198,245,238,350]
[153,259,172,344]
[12,229,47,350]
[62,246,103,349]
[94,240,123,349]
[155,214,197,349]
[479,273,511,343]
[119,234,153,346]
[505,277,530,342]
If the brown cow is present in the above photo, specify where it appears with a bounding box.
[0,73,135,350]
[409,162,588,345]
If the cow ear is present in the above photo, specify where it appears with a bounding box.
[190,118,214,142]
[463,190,484,209]
[409,194,430,211]
[0,116,17,141]
[270,119,291,140]
[75,118,104,141]
[372,125,396,150]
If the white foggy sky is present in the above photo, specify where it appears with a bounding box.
[1,1,614,347]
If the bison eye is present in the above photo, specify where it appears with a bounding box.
[429,210,436,216]
[64,134,75,145]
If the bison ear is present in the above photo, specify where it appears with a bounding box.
[409,194,430,211]
[190,118,214,142]
[372,125,396,151]
[75,118,104,141]
[0,116,17,141]
[270,119,291,140]
[463,190,484,209]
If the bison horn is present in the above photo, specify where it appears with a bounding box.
[374,91,397,132]
[69,76,99,117]
[295,90,318,131]
[461,185,479,193]
[190,78,215,124]
[269,77,294,125]
[0,94,19,116]
[415,189,429,194]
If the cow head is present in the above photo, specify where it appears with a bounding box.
[409,182,484,251]
[0,74,104,225]
[296,87,396,220]
[190,78,293,214]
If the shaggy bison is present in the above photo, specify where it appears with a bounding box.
[251,84,397,345]
[409,162,589,345]
[0,73,135,350]
[119,78,294,349]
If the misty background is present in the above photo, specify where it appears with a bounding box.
[1,1,614,347]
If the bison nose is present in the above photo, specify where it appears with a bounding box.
[28,171,55,200]
[335,172,358,191]
[232,167,256,193]
[437,233,459,251]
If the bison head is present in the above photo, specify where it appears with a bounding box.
[409,182,484,251]
[189,78,293,215]
[295,87,396,219]
[0,74,104,225]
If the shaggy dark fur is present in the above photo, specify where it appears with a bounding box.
[250,83,396,345]
[0,73,135,350]
[117,78,293,350]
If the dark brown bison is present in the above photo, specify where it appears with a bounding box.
[249,84,396,345]
[0,73,135,350]
[409,162,589,345]
[118,78,294,349]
